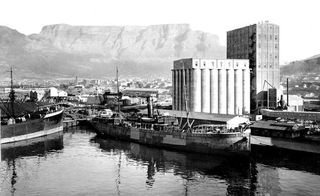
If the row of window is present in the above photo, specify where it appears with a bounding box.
[257,64,279,68]
[194,61,247,68]
[257,34,278,41]
[257,43,279,50]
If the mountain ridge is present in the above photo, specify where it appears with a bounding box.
[281,55,320,76]
[0,24,226,79]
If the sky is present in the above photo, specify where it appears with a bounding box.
[0,0,319,64]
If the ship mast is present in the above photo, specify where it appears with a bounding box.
[8,67,15,118]
[116,65,120,113]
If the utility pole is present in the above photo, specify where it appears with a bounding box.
[116,66,120,113]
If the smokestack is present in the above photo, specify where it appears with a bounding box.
[147,96,153,118]
[287,78,289,106]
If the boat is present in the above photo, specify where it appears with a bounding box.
[0,67,64,144]
[250,119,320,154]
[90,66,249,155]
[90,102,250,155]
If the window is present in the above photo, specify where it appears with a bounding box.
[275,35,278,41]
[275,44,278,49]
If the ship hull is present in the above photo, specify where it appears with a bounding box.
[250,135,320,154]
[1,110,64,144]
[91,121,250,156]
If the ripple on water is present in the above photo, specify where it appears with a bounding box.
[1,127,320,196]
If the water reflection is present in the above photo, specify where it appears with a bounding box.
[251,145,320,195]
[1,132,64,161]
[1,132,64,195]
[251,145,320,175]
[1,127,320,195]
[91,136,255,195]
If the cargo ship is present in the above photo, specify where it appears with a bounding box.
[0,67,64,144]
[90,65,249,155]
[90,99,250,155]
[1,107,64,144]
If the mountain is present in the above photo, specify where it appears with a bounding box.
[281,55,320,76]
[0,24,225,79]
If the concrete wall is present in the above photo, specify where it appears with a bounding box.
[173,58,250,115]
[227,21,280,113]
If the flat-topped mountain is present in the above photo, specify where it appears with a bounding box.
[0,24,225,79]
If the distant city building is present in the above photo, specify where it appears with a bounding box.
[49,87,67,97]
[283,95,304,112]
[227,21,280,113]
[172,58,250,115]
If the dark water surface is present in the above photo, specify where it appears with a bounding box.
[1,126,320,196]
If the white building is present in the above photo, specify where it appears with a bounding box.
[172,58,250,115]
[49,87,67,97]
[283,95,304,112]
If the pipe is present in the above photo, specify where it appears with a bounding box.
[287,78,289,106]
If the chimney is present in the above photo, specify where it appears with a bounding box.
[147,96,153,118]
[287,78,289,106]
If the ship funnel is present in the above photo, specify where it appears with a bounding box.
[147,96,154,118]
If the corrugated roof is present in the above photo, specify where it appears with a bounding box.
[154,109,240,122]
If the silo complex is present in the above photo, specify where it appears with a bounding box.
[227,21,280,113]
[173,58,250,115]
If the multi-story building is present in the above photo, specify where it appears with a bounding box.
[227,21,280,113]
[172,58,250,115]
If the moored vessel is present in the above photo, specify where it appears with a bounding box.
[0,67,64,144]
[90,109,250,155]
[1,107,64,144]
[90,65,249,155]
[251,121,320,154]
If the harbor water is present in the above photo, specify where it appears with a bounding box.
[1,126,320,196]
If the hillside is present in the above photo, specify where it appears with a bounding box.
[281,55,320,76]
[0,24,225,79]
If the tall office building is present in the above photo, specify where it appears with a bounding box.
[227,21,280,113]
[172,58,250,115]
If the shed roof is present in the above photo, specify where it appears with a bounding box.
[155,109,248,123]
